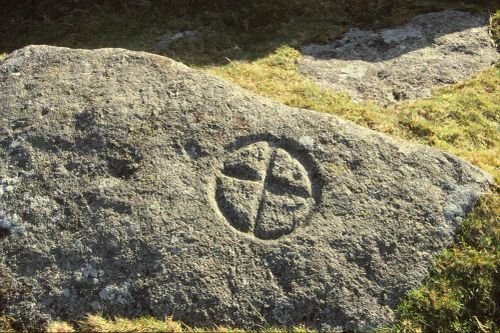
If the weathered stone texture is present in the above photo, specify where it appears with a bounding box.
[0,45,492,330]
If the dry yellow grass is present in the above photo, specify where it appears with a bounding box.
[77,315,184,333]
[47,321,75,333]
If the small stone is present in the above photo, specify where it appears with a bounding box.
[90,301,101,311]
[150,30,201,53]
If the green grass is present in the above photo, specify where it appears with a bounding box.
[0,1,498,332]
[396,193,499,332]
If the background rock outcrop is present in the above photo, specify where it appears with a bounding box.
[300,10,498,104]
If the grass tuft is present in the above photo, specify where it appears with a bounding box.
[77,314,184,333]
[47,321,75,333]
[0,316,16,333]
[39,316,319,333]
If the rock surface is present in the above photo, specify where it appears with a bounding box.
[300,10,498,104]
[0,45,492,330]
[150,30,201,53]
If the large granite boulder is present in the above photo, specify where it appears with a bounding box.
[300,10,498,104]
[0,45,492,330]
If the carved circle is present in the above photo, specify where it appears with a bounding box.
[214,139,319,240]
